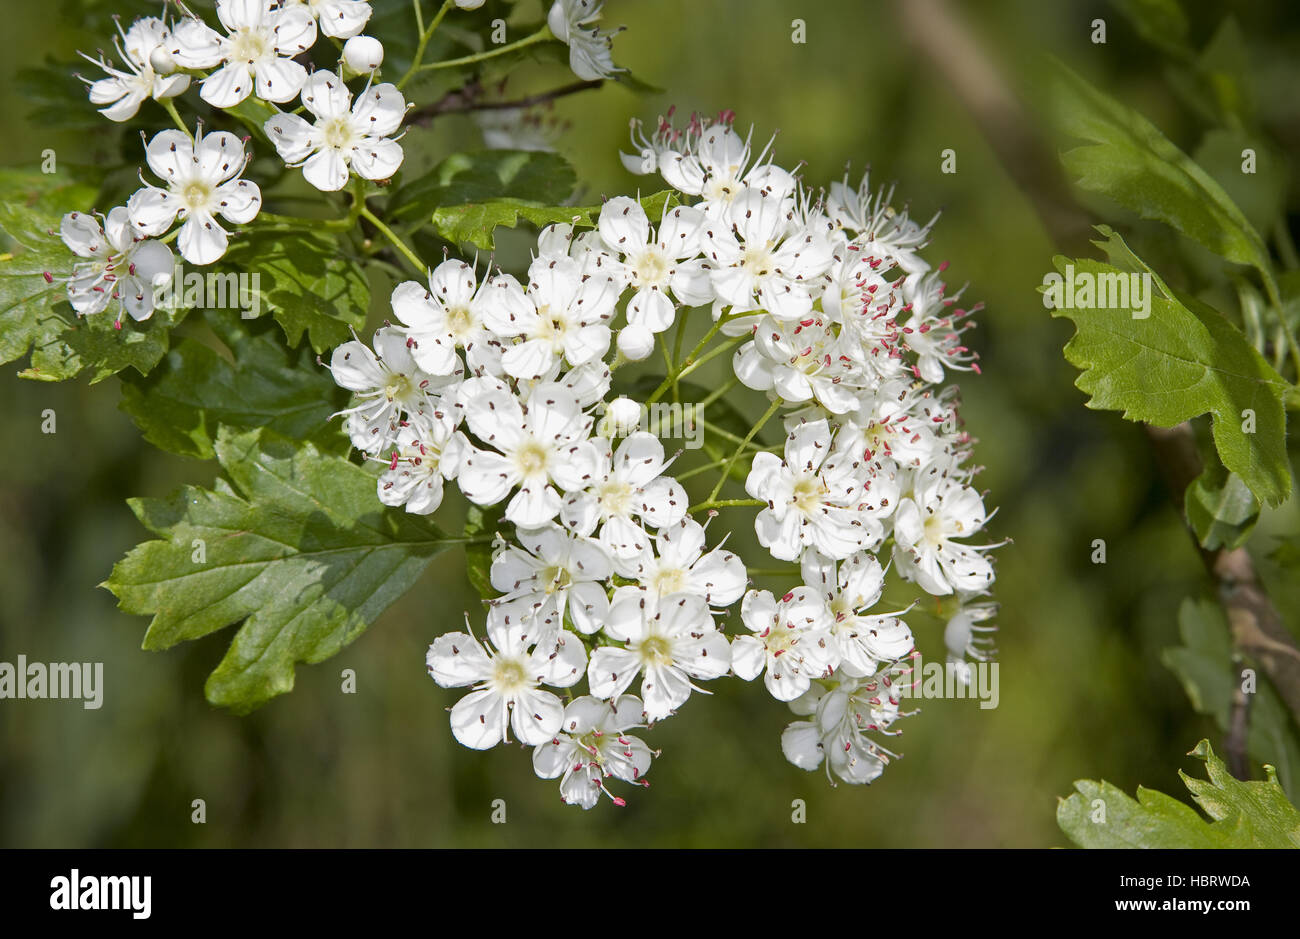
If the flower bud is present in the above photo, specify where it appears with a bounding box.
[149,46,177,76]
[342,35,384,74]
[605,396,643,436]
[617,324,654,361]
[455,0,486,7]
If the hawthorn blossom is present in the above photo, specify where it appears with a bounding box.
[171,0,317,107]
[264,70,406,191]
[328,326,461,454]
[587,591,729,720]
[799,550,913,678]
[80,15,190,121]
[480,257,620,380]
[732,587,839,701]
[703,187,833,323]
[733,314,864,414]
[560,431,686,558]
[426,610,586,749]
[374,412,463,515]
[532,695,653,808]
[126,127,262,265]
[58,208,174,323]
[390,261,501,377]
[489,523,612,636]
[782,669,906,785]
[455,377,598,528]
[892,467,996,596]
[596,197,712,333]
[747,419,888,562]
[622,517,746,607]
[546,0,623,82]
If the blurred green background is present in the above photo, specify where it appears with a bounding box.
[2,0,1299,848]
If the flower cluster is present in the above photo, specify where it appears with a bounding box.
[324,111,1001,807]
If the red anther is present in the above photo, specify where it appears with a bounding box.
[612,796,627,807]
[782,591,795,602]
[42,271,54,283]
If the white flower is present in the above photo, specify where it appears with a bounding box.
[732,587,839,701]
[733,314,864,414]
[80,16,190,121]
[782,669,906,785]
[374,411,463,515]
[826,170,934,275]
[703,187,833,323]
[596,197,712,333]
[892,466,995,596]
[427,610,586,749]
[546,0,623,81]
[126,126,262,265]
[340,34,383,73]
[587,590,730,721]
[646,118,798,214]
[532,695,653,808]
[264,70,405,191]
[58,208,174,323]
[329,326,462,454]
[286,0,373,39]
[622,517,747,607]
[490,523,612,636]
[455,0,486,9]
[479,257,619,380]
[455,377,598,528]
[898,269,981,382]
[560,431,686,558]
[799,550,913,678]
[171,0,317,107]
[390,261,502,377]
[747,419,886,562]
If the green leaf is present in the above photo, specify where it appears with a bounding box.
[387,149,578,224]
[223,231,370,354]
[430,189,679,251]
[1111,0,1192,60]
[1048,229,1291,504]
[0,168,184,382]
[1163,599,1300,803]
[1184,466,1259,551]
[463,504,502,602]
[1057,739,1300,848]
[119,314,347,460]
[104,426,460,712]
[1049,60,1271,277]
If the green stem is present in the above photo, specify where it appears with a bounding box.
[1260,269,1300,380]
[417,27,553,72]
[645,311,756,405]
[399,0,455,90]
[697,375,739,411]
[360,206,426,275]
[688,497,764,514]
[159,98,191,138]
[703,397,782,505]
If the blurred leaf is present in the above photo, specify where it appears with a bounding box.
[119,314,347,460]
[1110,0,1192,60]
[224,230,370,354]
[1184,466,1259,551]
[387,149,578,223]
[104,426,459,712]
[1162,599,1300,802]
[1192,129,1285,238]
[1048,235,1291,504]
[1057,739,1300,847]
[1050,60,1271,279]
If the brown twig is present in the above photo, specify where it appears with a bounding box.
[408,79,604,127]
[895,0,1300,768]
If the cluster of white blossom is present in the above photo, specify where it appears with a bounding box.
[324,111,1001,807]
[55,0,612,324]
